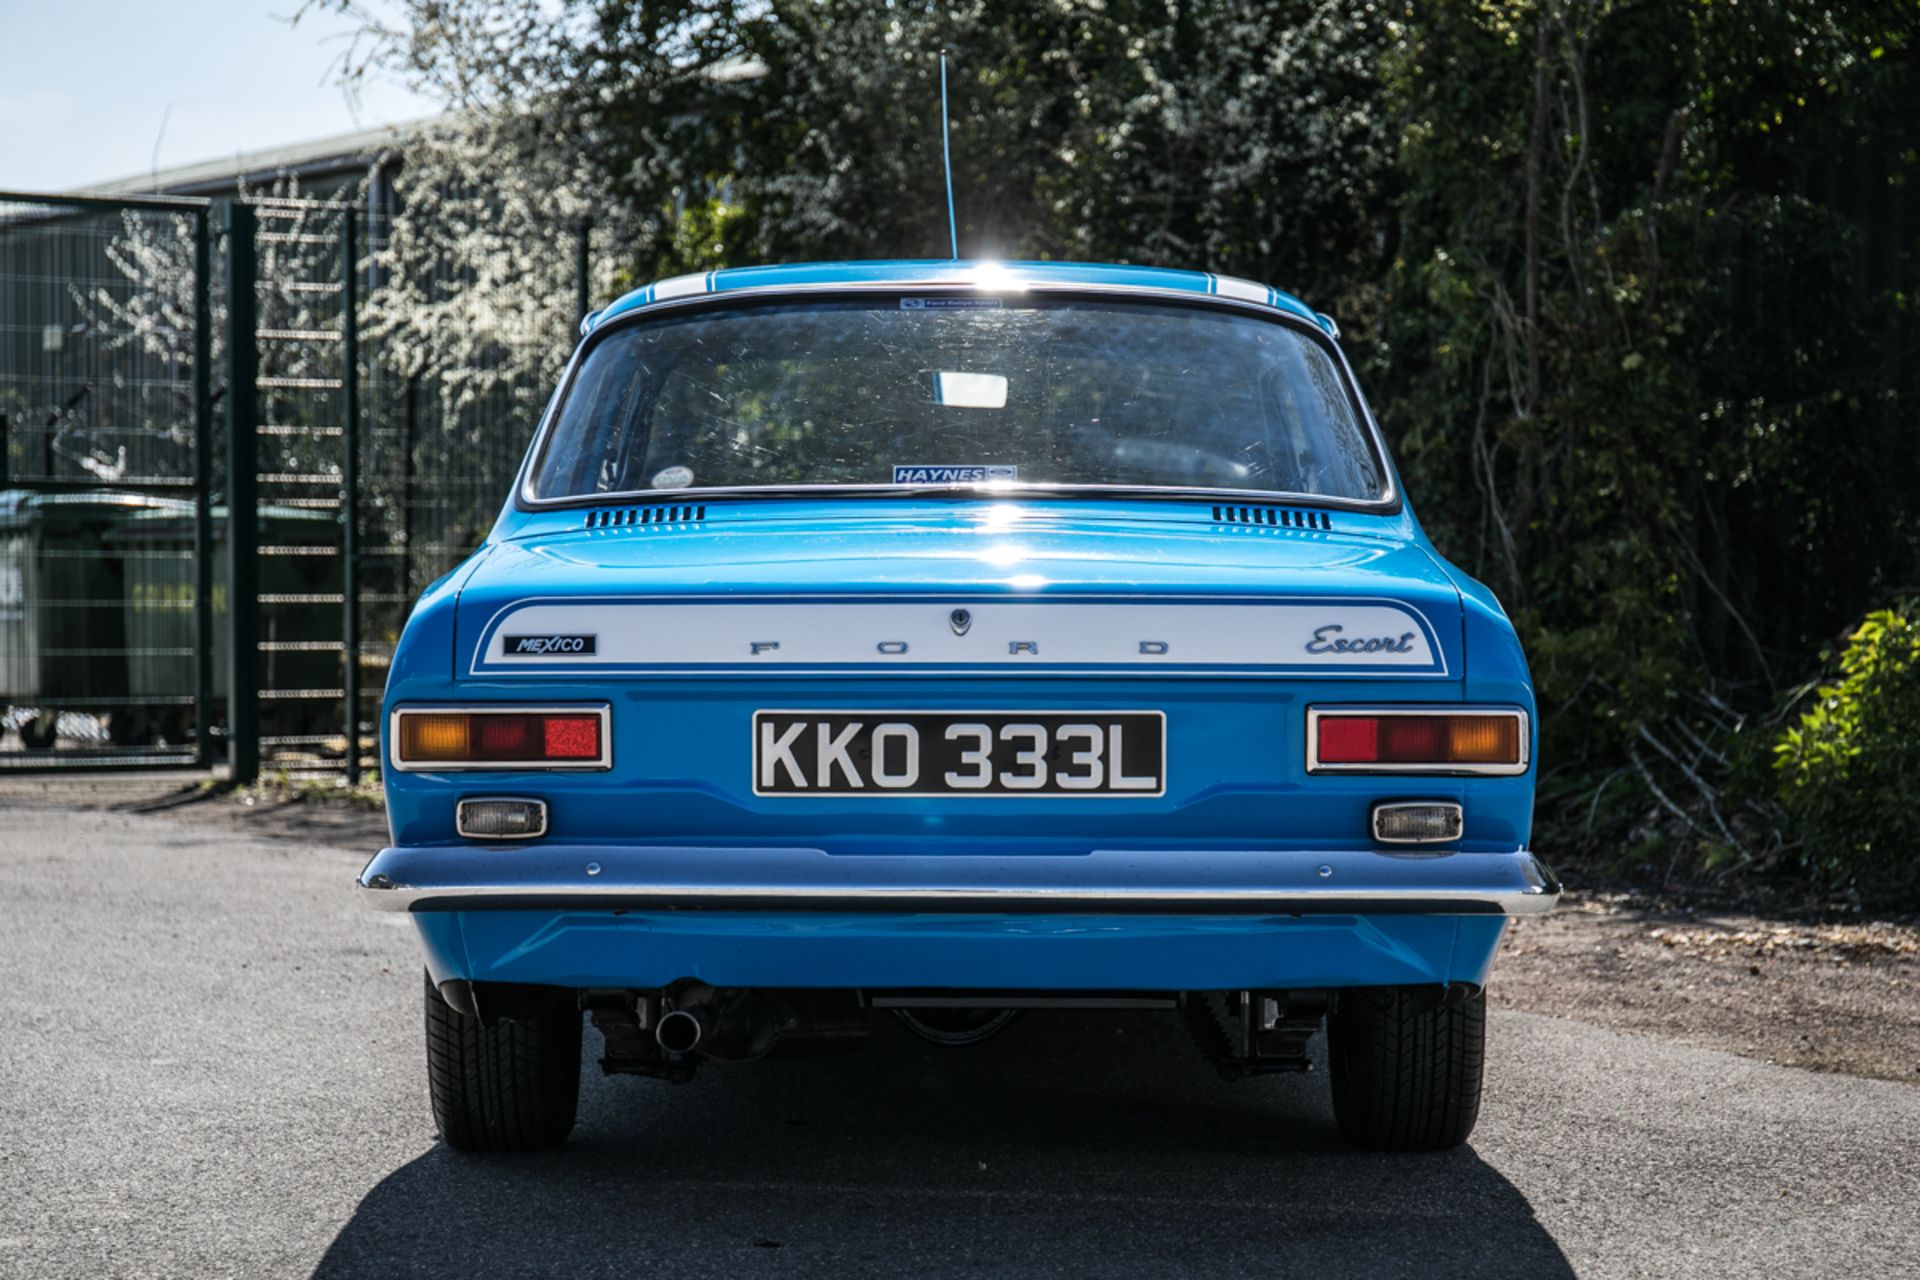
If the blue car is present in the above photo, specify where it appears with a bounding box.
[359,259,1559,1153]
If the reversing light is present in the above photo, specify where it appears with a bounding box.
[1372,801,1465,844]
[392,706,610,770]
[456,797,550,840]
[1308,708,1527,775]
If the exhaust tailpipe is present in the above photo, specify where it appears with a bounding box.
[656,996,778,1060]
[655,1007,709,1054]
[652,991,869,1060]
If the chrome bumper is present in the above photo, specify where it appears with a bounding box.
[355,845,1561,916]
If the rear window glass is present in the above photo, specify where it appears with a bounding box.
[529,297,1384,501]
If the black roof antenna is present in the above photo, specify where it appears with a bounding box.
[939,49,959,259]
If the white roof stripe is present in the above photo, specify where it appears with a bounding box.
[651,272,712,302]
[1213,276,1271,305]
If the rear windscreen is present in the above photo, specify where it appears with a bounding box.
[529,297,1385,501]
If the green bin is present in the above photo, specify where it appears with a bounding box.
[0,490,191,746]
[110,504,345,741]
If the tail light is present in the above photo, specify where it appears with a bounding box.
[390,706,610,770]
[1307,708,1527,775]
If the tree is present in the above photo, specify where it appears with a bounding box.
[312,0,1920,886]
[1373,2,1920,873]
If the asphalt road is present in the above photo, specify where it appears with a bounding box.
[2,799,1917,1279]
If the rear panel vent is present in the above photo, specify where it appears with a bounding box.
[1211,504,1331,530]
[584,504,707,530]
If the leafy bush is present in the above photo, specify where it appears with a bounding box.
[1774,606,1920,908]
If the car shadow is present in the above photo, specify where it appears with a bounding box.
[313,1011,1573,1278]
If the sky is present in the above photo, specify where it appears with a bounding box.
[0,0,439,191]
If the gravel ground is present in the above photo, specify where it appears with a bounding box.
[1497,895,1920,1082]
[1,777,1917,1277]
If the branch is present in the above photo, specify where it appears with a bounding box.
[1670,529,1778,694]
[1520,3,1555,419]
[1556,18,1590,323]
[1584,766,1628,836]
[1628,741,1718,846]
[1669,716,1730,770]
[1637,724,1741,851]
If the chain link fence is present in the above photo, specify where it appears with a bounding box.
[0,188,586,777]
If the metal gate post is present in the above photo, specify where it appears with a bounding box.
[340,208,362,784]
[399,374,417,609]
[192,207,215,768]
[223,201,260,785]
[574,217,592,328]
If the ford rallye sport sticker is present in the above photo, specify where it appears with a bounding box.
[472,598,1447,677]
[503,634,597,656]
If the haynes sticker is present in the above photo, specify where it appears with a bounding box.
[892,465,1019,484]
[900,297,1005,310]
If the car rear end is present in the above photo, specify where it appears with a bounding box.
[359,263,1556,1152]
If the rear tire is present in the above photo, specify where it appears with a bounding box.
[1328,985,1485,1151]
[424,972,581,1152]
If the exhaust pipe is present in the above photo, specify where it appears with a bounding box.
[653,990,870,1060]
[655,1007,709,1054]
[656,996,777,1060]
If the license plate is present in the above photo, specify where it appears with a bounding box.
[753,711,1165,797]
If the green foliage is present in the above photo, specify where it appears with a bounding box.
[653,197,748,279]
[321,0,1920,898]
[1362,1,1920,884]
[1774,606,1920,908]
[1382,10,1909,656]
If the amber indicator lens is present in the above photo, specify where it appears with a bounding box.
[396,710,604,766]
[399,713,471,762]
[1315,713,1522,769]
[1440,715,1518,764]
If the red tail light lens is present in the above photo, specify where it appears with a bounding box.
[1310,709,1526,774]
[393,707,609,769]
[473,715,533,758]
[541,715,603,759]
